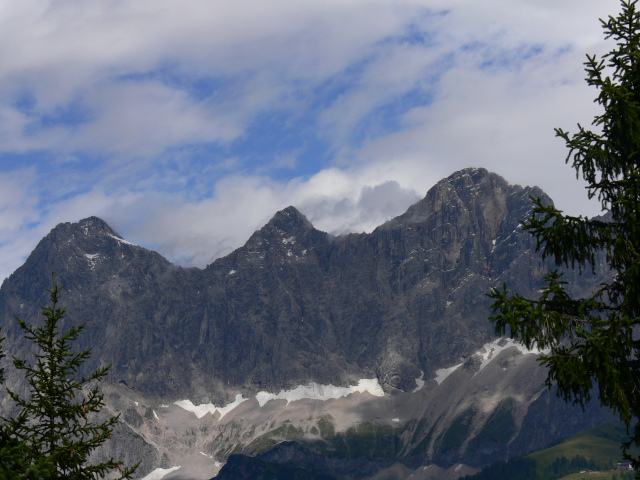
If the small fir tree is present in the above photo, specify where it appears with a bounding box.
[0,275,137,479]
[488,0,640,471]
[0,329,45,478]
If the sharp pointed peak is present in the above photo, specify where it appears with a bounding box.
[265,206,314,232]
[46,216,139,247]
[242,206,321,252]
[439,167,506,187]
[74,216,119,235]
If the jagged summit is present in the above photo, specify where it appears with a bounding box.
[392,168,510,222]
[0,168,618,480]
[37,216,137,252]
[263,206,315,234]
[377,168,547,237]
[75,216,119,235]
[1,215,167,310]
[239,206,328,262]
[2,168,559,396]
[0,168,612,478]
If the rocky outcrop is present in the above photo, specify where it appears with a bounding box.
[0,168,612,478]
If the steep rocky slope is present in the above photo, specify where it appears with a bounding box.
[0,168,611,479]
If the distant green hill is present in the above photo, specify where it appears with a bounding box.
[556,471,634,480]
[528,422,628,471]
[463,422,635,480]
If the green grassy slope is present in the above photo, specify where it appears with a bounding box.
[463,421,635,480]
[527,422,628,471]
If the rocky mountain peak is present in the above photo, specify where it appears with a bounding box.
[396,168,508,220]
[75,216,120,236]
[0,169,613,480]
[37,216,136,254]
[2,170,566,395]
[263,206,314,235]
[242,206,323,256]
[0,216,165,313]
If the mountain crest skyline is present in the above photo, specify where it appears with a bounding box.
[0,167,612,479]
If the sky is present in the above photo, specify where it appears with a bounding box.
[0,0,623,284]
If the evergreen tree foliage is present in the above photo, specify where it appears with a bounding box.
[0,328,43,478]
[488,0,640,470]
[0,275,137,479]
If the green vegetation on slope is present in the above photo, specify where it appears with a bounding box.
[557,471,635,480]
[529,422,629,472]
[463,422,633,480]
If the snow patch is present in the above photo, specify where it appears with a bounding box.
[134,401,138,406]
[107,233,137,246]
[228,269,236,275]
[413,371,425,392]
[255,379,384,407]
[85,253,99,270]
[174,394,247,420]
[455,464,463,472]
[140,466,181,480]
[434,363,463,385]
[282,236,295,245]
[392,418,400,423]
[433,338,549,385]
[153,410,159,420]
[476,338,549,372]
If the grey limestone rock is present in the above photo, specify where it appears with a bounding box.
[0,169,604,400]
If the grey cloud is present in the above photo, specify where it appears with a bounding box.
[299,181,421,235]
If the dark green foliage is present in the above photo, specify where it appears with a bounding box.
[0,327,4,384]
[316,416,336,439]
[461,457,538,480]
[467,398,517,453]
[541,455,598,479]
[217,449,339,480]
[487,0,640,470]
[408,424,435,456]
[336,423,398,459]
[248,421,305,454]
[310,420,400,461]
[0,275,137,479]
[438,408,475,454]
[462,455,601,480]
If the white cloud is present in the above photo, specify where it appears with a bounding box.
[0,0,430,158]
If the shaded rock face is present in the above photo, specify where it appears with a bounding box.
[0,168,614,479]
[0,168,602,403]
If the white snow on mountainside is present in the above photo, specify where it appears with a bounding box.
[174,394,247,419]
[140,466,180,480]
[433,337,550,385]
[476,337,549,372]
[174,340,547,422]
[255,378,384,407]
[174,379,384,419]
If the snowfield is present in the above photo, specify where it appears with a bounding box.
[174,379,385,419]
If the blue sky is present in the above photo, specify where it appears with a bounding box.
[0,0,621,283]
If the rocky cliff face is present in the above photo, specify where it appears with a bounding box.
[0,168,610,479]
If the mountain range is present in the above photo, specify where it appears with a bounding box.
[0,168,613,479]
